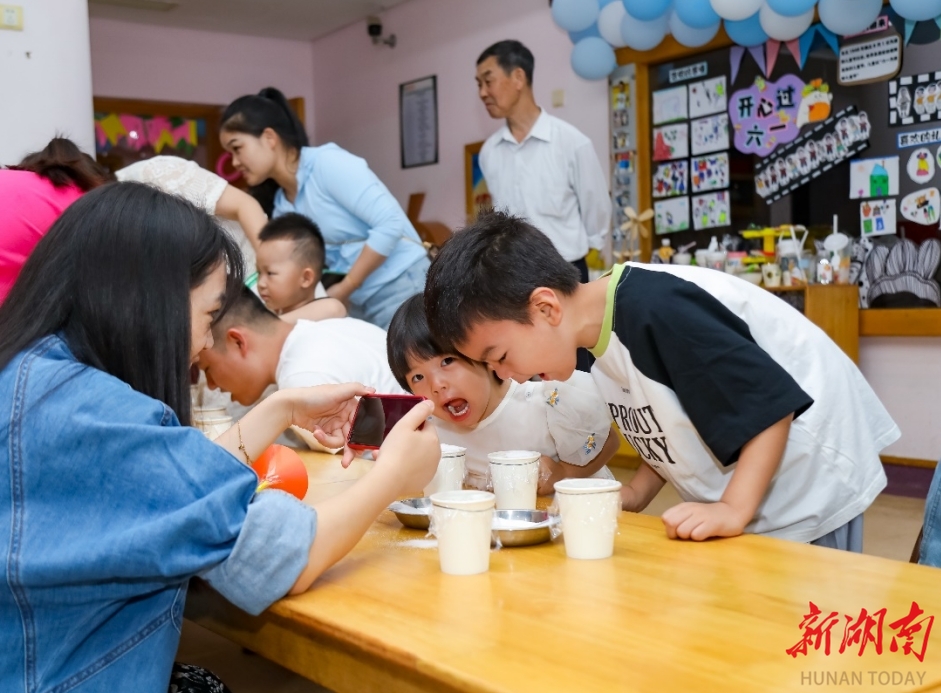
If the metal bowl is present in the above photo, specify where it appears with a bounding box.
[389,497,432,530]
[491,509,555,547]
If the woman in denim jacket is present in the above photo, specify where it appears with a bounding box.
[0,183,440,692]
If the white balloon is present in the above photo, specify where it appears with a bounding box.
[709,0,762,21]
[621,11,668,51]
[598,1,628,47]
[818,0,882,36]
[668,11,720,47]
[759,3,815,41]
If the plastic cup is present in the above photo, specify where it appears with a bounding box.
[487,450,540,510]
[554,478,622,560]
[424,444,466,497]
[430,491,495,575]
[192,407,232,441]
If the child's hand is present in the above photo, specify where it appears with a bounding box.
[537,455,565,495]
[661,501,748,541]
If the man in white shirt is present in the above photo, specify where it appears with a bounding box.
[197,286,403,447]
[476,40,611,283]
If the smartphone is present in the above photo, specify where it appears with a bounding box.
[346,394,425,450]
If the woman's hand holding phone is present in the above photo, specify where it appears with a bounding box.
[370,399,440,496]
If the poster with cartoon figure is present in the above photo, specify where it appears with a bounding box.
[691,114,729,155]
[900,188,940,225]
[730,75,805,155]
[890,74,941,126]
[652,160,689,198]
[691,153,729,193]
[654,196,689,234]
[652,124,688,161]
[692,191,731,231]
[860,198,897,237]
[689,76,727,119]
[850,157,900,199]
[907,148,936,183]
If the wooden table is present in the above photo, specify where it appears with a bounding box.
[186,451,941,693]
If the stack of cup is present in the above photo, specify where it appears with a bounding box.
[424,444,466,497]
[553,479,622,560]
[486,450,540,510]
[429,490,495,575]
[192,406,233,441]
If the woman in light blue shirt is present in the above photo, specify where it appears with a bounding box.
[0,182,439,692]
[221,88,430,330]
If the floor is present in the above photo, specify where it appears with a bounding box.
[176,465,929,693]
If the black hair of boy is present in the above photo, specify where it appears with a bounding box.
[476,40,534,86]
[388,294,503,393]
[258,212,326,273]
[210,285,279,343]
[424,210,579,349]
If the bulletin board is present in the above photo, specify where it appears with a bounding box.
[615,22,941,332]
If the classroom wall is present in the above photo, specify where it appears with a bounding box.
[88,17,316,135]
[309,0,610,228]
[0,0,95,164]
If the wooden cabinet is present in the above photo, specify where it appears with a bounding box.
[765,284,860,363]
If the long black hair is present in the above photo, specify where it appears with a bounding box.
[8,136,111,191]
[0,182,244,425]
[221,87,309,216]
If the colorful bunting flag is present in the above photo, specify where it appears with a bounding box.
[730,45,745,84]
[766,40,781,76]
[748,45,766,77]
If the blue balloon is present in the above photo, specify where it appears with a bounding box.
[598,0,619,6]
[569,23,603,43]
[552,0,601,33]
[621,10,669,49]
[622,0,672,22]
[765,0,818,17]
[669,12,720,46]
[571,37,617,80]
[724,11,770,46]
[889,0,941,22]
[673,0,720,28]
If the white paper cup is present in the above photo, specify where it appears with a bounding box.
[430,491,495,575]
[554,478,622,560]
[487,450,540,510]
[193,408,233,441]
[424,444,466,497]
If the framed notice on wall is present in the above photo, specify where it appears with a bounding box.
[400,75,439,168]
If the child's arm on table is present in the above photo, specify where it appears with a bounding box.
[538,427,622,494]
[661,412,793,541]
[620,462,666,512]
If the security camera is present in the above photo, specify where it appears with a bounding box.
[367,15,396,47]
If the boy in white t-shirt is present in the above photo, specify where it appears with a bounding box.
[388,295,617,493]
[423,211,900,551]
[198,286,403,447]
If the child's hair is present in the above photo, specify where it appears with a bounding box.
[259,212,326,272]
[211,285,279,343]
[423,210,580,348]
[221,87,309,216]
[388,294,502,392]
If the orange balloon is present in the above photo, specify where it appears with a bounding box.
[251,444,308,501]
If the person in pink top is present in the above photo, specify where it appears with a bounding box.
[0,138,110,303]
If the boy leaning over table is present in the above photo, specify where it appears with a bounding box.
[422,210,900,552]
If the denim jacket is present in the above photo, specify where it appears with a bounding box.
[1,336,316,692]
[919,463,941,567]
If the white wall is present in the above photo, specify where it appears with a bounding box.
[310,0,609,229]
[89,17,317,135]
[0,0,94,163]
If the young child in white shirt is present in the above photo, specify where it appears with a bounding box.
[256,213,334,317]
[388,295,618,493]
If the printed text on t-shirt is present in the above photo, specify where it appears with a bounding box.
[608,402,677,465]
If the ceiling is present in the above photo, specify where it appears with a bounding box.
[87,0,414,42]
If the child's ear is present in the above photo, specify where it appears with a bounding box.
[299,267,315,289]
[228,328,250,357]
[529,287,564,327]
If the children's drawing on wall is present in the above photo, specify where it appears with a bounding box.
[859,199,897,237]
[890,74,941,126]
[652,124,688,161]
[900,188,940,226]
[691,153,729,193]
[906,148,936,183]
[850,157,900,199]
[654,197,689,235]
[652,160,689,199]
[795,79,832,128]
[653,86,688,125]
[689,76,727,119]
[692,191,730,231]
[691,114,729,155]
